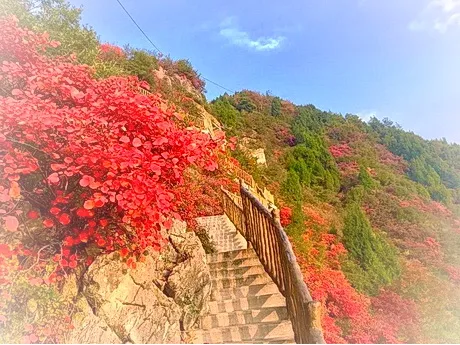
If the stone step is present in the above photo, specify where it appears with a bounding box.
[189,320,294,343]
[208,293,286,314]
[211,282,281,301]
[207,248,257,264]
[210,265,267,279]
[211,273,272,289]
[208,256,262,271]
[200,306,289,329]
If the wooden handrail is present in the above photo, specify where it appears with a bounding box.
[221,184,325,344]
[221,187,246,237]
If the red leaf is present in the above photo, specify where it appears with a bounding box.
[48,173,60,184]
[58,213,71,225]
[120,247,129,258]
[79,232,89,243]
[68,260,77,269]
[153,137,168,146]
[79,175,95,187]
[63,236,73,246]
[4,216,19,232]
[84,200,95,210]
[150,163,161,175]
[11,89,22,96]
[70,87,84,100]
[0,244,12,257]
[76,208,91,218]
[27,210,40,219]
[50,207,61,215]
[132,137,142,147]
[119,136,130,143]
[43,219,54,228]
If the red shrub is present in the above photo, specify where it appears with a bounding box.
[99,43,125,60]
[279,206,292,227]
[0,16,222,277]
[329,143,353,158]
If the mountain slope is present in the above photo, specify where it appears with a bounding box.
[209,90,460,343]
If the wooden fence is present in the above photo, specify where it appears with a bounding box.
[221,184,325,344]
[221,187,246,237]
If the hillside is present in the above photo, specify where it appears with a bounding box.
[1,1,460,344]
[209,90,460,342]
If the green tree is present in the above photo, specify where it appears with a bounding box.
[271,96,282,116]
[358,166,375,190]
[124,48,158,87]
[236,96,256,112]
[342,203,400,294]
[281,169,303,202]
[211,97,241,131]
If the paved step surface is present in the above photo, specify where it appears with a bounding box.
[188,215,295,344]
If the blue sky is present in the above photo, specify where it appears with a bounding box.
[69,0,460,143]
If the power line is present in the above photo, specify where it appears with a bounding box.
[114,0,162,54]
[202,77,235,94]
[114,0,235,94]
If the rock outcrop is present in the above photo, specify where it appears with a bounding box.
[165,231,211,330]
[66,221,211,344]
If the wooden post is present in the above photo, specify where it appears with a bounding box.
[307,301,325,344]
[271,208,281,224]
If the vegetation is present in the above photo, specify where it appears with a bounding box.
[218,89,460,343]
[342,202,400,294]
[1,1,460,344]
[0,13,221,343]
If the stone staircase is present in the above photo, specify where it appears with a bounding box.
[189,215,295,344]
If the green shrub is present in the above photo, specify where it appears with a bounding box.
[271,97,282,116]
[211,96,241,132]
[342,202,400,294]
[124,48,158,87]
[281,169,303,202]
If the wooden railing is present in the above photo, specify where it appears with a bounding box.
[221,184,325,344]
[221,187,246,237]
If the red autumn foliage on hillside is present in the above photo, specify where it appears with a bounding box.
[0,17,223,340]
[329,143,353,158]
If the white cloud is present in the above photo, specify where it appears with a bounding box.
[410,0,460,33]
[356,110,378,122]
[219,17,285,51]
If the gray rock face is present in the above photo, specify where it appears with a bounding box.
[82,252,182,344]
[165,232,211,330]
[67,221,211,343]
[65,297,122,344]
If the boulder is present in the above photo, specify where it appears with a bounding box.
[82,252,182,343]
[67,219,212,343]
[165,231,211,330]
[65,296,121,344]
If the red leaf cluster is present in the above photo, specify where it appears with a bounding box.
[99,43,126,60]
[279,206,292,227]
[329,143,353,158]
